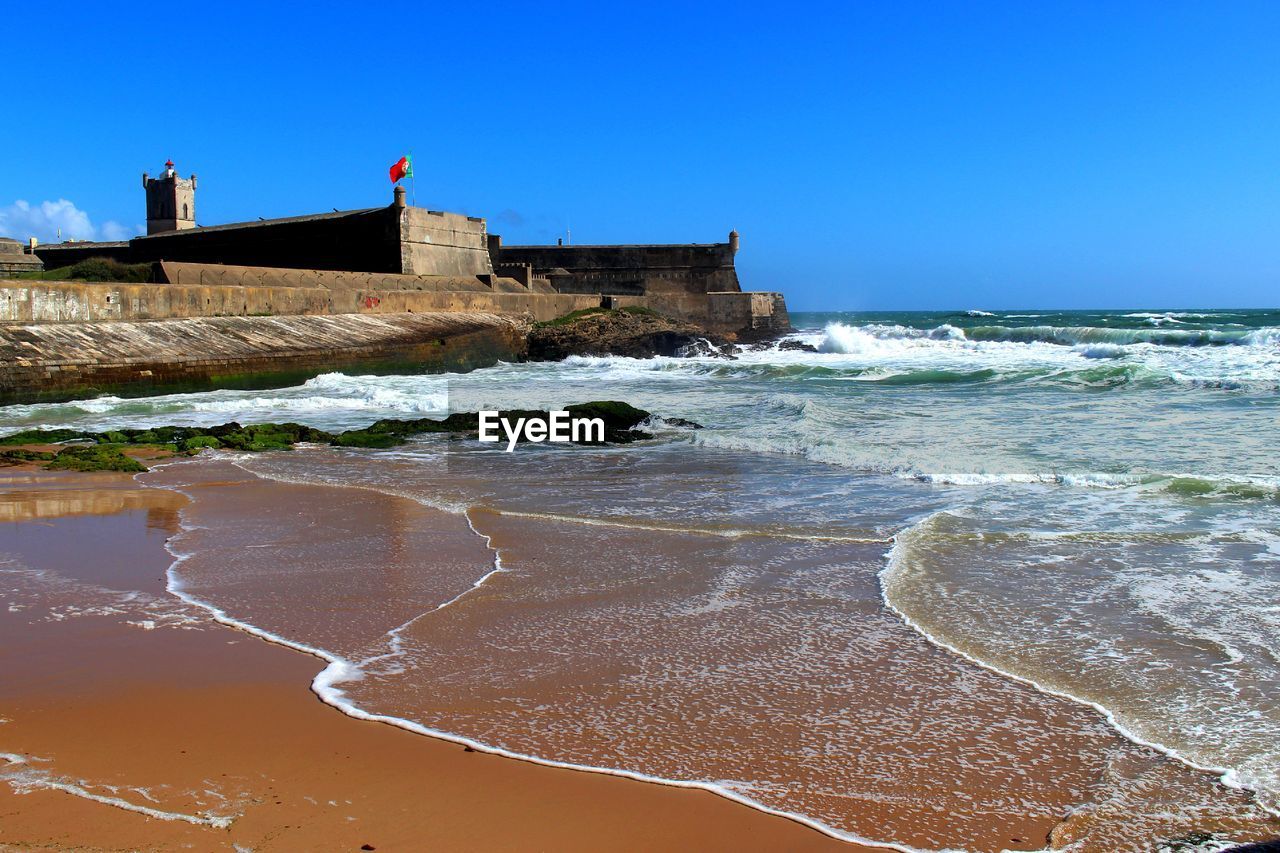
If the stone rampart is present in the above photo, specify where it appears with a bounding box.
[30,241,134,269]
[496,243,741,298]
[706,291,792,340]
[0,278,604,325]
[400,208,493,277]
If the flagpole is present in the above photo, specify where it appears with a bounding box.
[410,149,416,207]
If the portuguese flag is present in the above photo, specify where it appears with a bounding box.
[389,154,413,183]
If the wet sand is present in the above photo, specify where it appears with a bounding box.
[4,458,1274,852]
[0,466,861,851]
[149,451,1280,852]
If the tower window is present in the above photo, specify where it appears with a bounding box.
[182,203,189,219]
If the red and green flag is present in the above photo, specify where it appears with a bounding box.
[389,154,413,183]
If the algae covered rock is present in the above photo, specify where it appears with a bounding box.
[0,448,56,466]
[0,428,97,445]
[527,307,719,361]
[0,399,681,466]
[332,403,655,448]
[47,445,146,473]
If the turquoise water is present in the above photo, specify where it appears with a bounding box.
[2,308,1278,850]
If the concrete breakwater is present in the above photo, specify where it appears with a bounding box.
[0,312,524,405]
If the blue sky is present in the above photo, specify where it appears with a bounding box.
[3,1,1279,310]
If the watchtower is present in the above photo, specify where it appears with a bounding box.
[142,160,197,234]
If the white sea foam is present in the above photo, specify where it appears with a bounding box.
[0,372,450,433]
[0,753,236,828]
[881,511,1280,820]
[1072,343,1127,359]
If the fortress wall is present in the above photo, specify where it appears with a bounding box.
[345,289,602,321]
[495,243,741,307]
[706,291,792,340]
[0,277,788,333]
[0,312,526,405]
[498,243,738,274]
[132,208,402,272]
[400,208,493,277]
[158,262,495,292]
[0,282,338,323]
[32,241,134,269]
[105,208,402,273]
[0,280,604,325]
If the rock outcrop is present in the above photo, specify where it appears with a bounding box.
[0,401,666,471]
[526,307,721,361]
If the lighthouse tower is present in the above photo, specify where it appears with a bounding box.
[142,159,197,234]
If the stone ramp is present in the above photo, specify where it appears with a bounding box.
[0,312,526,405]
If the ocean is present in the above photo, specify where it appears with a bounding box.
[2,308,1277,851]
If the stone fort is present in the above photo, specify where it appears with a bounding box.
[0,161,789,403]
[25,162,788,338]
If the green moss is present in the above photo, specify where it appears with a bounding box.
[47,445,146,473]
[332,430,405,449]
[182,435,223,451]
[0,428,97,445]
[0,402,659,464]
[66,257,153,283]
[533,307,611,328]
[0,448,56,465]
[533,306,664,330]
[247,433,296,452]
[11,257,150,283]
[14,264,74,281]
[206,422,333,452]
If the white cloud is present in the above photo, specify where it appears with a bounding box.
[0,199,139,243]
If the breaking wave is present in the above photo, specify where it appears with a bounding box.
[815,321,1280,350]
[0,372,451,432]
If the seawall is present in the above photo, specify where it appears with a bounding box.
[0,263,789,404]
[0,272,601,325]
[0,272,787,337]
[0,312,525,405]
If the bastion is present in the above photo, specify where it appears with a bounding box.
[0,162,791,403]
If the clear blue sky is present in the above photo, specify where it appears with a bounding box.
[3,1,1278,310]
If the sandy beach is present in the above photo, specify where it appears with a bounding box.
[0,464,862,851]
[3,445,1276,852]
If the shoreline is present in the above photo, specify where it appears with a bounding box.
[194,449,1280,850]
[150,457,916,850]
[4,445,1277,851]
[213,448,1280,837]
[880,517,1280,822]
[0,462,863,851]
[158,475,919,853]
